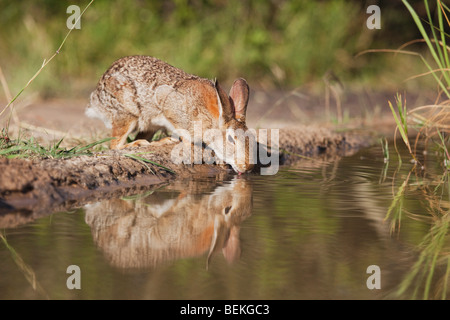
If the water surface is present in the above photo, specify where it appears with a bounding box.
[1,143,448,299]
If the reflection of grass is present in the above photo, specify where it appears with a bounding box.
[392,173,450,299]
[380,137,389,163]
[383,158,450,299]
[385,178,408,234]
[0,233,50,299]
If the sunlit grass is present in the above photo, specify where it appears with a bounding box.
[0,135,113,159]
[403,0,450,98]
[123,152,175,174]
[382,0,450,299]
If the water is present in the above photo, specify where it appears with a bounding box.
[1,143,449,300]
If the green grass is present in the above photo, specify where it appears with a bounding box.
[123,152,175,174]
[0,134,175,175]
[383,1,450,167]
[403,0,450,99]
[388,93,417,164]
[0,135,113,159]
[383,0,450,299]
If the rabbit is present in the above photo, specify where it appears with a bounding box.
[86,55,255,173]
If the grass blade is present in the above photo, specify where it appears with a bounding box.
[389,99,411,154]
[438,1,450,70]
[75,137,115,153]
[0,144,46,156]
[402,0,450,90]
[124,153,174,174]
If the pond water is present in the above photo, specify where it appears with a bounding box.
[1,142,449,300]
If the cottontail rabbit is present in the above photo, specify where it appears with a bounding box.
[86,55,255,173]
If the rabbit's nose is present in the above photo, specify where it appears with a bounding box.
[236,163,254,174]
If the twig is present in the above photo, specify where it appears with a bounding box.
[0,0,95,120]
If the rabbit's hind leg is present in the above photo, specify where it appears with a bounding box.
[110,118,150,149]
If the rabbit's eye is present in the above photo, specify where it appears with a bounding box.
[224,206,232,214]
[228,135,235,144]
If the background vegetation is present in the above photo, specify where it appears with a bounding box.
[0,0,440,101]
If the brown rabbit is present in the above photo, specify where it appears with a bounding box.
[86,55,255,173]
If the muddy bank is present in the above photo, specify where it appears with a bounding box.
[0,126,372,227]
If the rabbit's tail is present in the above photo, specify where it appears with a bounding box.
[85,91,112,129]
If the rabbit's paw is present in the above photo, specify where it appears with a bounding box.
[123,139,152,149]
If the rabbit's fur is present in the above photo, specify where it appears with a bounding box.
[86,55,255,173]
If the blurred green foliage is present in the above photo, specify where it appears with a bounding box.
[0,0,435,99]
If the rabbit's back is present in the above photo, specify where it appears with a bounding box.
[92,55,203,108]
[101,55,200,88]
[87,56,215,130]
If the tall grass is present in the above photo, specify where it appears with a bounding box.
[403,0,450,99]
[380,1,450,166]
[384,0,450,299]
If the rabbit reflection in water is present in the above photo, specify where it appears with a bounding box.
[84,177,253,270]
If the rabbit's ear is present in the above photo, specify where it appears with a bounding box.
[222,226,241,264]
[229,78,249,121]
[215,79,234,124]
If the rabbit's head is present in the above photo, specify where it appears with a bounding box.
[209,78,255,174]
